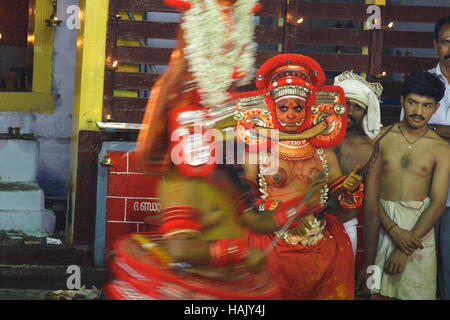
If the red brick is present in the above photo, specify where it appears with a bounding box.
[106,197,126,222]
[107,151,128,173]
[125,198,161,222]
[107,173,162,198]
[106,222,139,250]
[127,151,141,173]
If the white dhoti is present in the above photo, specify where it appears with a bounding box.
[343,217,358,257]
[372,198,437,300]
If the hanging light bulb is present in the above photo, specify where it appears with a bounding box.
[105,56,119,71]
[46,1,63,27]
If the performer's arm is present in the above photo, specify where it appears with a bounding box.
[239,176,326,233]
[410,143,450,239]
[166,234,211,265]
[166,233,265,272]
[239,209,279,233]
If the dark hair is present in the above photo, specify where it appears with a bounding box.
[402,71,445,103]
[435,16,450,40]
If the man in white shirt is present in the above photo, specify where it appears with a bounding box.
[401,16,450,300]
[431,16,450,301]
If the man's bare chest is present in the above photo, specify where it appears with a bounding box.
[338,140,373,174]
[382,142,435,177]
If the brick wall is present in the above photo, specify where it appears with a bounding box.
[105,150,162,250]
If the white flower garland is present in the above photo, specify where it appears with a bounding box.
[182,0,258,108]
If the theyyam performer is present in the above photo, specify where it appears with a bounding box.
[103,0,332,300]
[234,54,364,299]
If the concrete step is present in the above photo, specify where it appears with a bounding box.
[0,265,107,290]
[0,209,55,237]
[0,139,39,182]
[0,244,94,266]
[0,289,53,300]
[0,182,44,210]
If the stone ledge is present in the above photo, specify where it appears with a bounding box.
[0,245,94,266]
[0,265,106,290]
[0,289,52,300]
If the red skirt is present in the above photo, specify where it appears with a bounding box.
[103,233,280,300]
[244,214,355,300]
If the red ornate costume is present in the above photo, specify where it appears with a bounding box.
[104,0,282,300]
[234,54,357,299]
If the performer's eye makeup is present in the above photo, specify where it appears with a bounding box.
[279,104,303,112]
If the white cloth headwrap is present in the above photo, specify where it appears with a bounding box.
[334,71,383,139]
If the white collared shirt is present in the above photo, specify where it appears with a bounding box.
[428,64,450,125]
[399,64,450,207]
[429,64,450,207]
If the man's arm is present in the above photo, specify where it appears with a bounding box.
[410,143,450,238]
[433,124,450,142]
[361,145,381,270]
[379,206,422,255]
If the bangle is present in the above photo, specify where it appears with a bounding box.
[272,196,304,229]
[209,238,249,267]
[386,223,397,233]
[338,189,364,210]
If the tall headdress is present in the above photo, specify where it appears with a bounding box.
[135,0,261,174]
[234,54,348,160]
[255,54,326,132]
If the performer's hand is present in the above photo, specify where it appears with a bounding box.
[385,249,409,275]
[244,248,266,273]
[388,225,423,255]
[342,165,362,193]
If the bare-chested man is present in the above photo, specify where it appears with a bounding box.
[369,71,450,300]
[333,71,383,297]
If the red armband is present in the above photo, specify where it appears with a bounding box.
[338,185,364,210]
[164,0,191,10]
[209,238,249,267]
[159,206,202,236]
[272,196,304,229]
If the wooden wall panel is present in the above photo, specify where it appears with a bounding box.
[0,0,29,47]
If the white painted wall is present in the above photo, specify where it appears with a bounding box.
[0,0,78,198]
